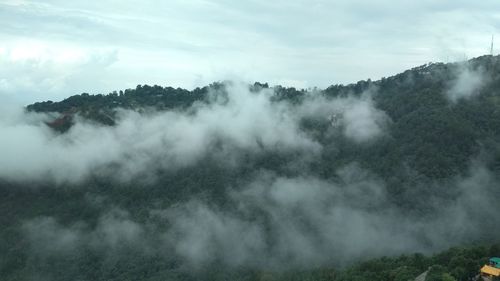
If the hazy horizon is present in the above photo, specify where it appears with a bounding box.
[1,0,500,104]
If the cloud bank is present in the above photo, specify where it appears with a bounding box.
[0,84,388,184]
[4,83,498,272]
[20,164,500,270]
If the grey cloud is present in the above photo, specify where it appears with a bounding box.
[23,217,84,255]
[0,2,119,42]
[164,202,266,268]
[20,162,500,270]
[0,48,118,103]
[90,209,145,250]
[22,209,150,259]
[2,0,500,103]
[160,163,500,269]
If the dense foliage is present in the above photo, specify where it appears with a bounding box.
[2,55,500,280]
[26,56,500,182]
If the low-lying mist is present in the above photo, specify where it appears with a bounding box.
[2,76,500,273]
[19,163,500,270]
[0,83,387,183]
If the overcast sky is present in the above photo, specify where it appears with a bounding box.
[1,0,499,104]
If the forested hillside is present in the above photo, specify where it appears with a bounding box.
[2,55,500,280]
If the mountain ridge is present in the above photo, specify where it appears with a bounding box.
[1,54,500,281]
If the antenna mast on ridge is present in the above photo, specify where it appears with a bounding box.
[491,35,494,55]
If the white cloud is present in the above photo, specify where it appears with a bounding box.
[298,91,391,143]
[446,65,486,102]
[0,84,324,183]
[0,82,393,184]
[341,95,390,143]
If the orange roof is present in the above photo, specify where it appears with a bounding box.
[481,265,500,277]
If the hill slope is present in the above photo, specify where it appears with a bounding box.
[1,55,500,280]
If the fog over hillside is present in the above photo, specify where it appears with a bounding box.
[2,2,500,280]
[2,58,500,280]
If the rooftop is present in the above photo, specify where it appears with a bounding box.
[481,265,500,277]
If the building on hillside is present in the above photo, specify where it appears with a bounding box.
[490,258,500,269]
[480,258,500,281]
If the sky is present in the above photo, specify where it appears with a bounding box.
[0,0,499,104]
